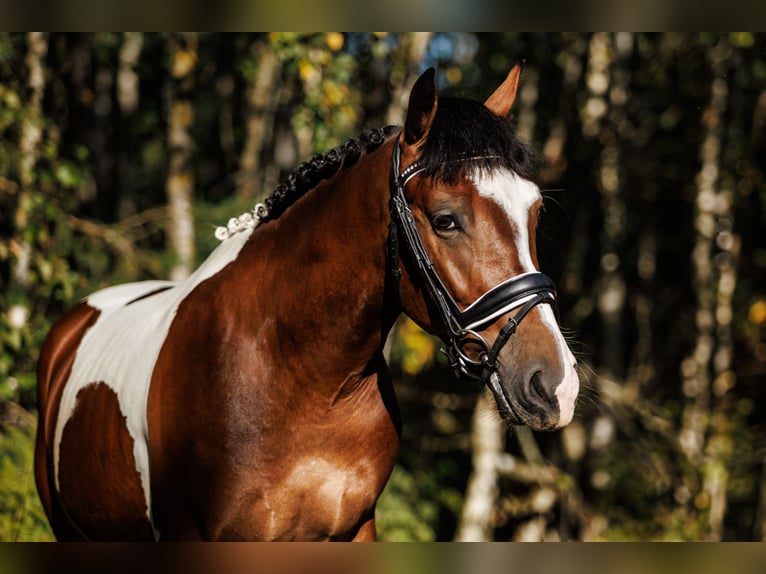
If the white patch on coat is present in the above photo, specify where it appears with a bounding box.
[474,169,579,427]
[53,229,253,537]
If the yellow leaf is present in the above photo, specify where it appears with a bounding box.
[445,66,462,85]
[299,59,320,86]
[748,300,766,325]
[397,318,437,375]
[326,33,344,52]
[172,49,197,78]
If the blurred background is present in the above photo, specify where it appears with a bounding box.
[0,32,764,541]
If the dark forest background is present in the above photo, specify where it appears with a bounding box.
[1,32,765,541]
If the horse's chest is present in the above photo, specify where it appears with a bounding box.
[235,456,380,541]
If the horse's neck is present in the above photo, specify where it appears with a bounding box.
[230,145,394,390]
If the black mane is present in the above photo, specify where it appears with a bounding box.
[262,126,399,223]
[260,96,533,223]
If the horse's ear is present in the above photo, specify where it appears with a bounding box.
[402,68,438,146]
[484,62,524,118]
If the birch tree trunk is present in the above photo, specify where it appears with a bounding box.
[117,32,143,219]
[117,33,143,114]
[18,32,47,190]
[13,32,48,289]
[577,34,624,503]
[591,32,630,386]
[166,33,197,281]
[701,39,739,541]
[515,65,538,144]
[678,37,730,537]
[539,33,586,186]
[237,43,281,201]
[454,389,503,541]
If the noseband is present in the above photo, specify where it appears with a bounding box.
[387,139,557,386]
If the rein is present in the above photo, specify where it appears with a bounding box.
[387,138,557,386]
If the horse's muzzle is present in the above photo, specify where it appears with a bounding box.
[487,354,579,431]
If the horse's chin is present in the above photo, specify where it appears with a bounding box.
[485,373,562,432]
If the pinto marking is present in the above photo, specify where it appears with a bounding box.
[53,229,253,533]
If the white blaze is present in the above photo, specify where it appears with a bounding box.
[474,169,579,427]
[475,170,540,273]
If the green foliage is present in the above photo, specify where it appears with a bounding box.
[0,405,54,541]
[0,186,117,406]
[281,34,361,151]
[377,463,463,542]
[377,466,439,541]
[266,33,391,152]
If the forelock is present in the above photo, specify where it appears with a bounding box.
[417,97,536,184]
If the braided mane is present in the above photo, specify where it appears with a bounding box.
[263,125,400,222]
[216,126,399,240]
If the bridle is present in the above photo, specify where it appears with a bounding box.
[387,138,558,387]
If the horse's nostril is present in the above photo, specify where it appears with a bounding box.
[529,370,554,404]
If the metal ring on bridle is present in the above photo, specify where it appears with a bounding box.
[446,329,491,381]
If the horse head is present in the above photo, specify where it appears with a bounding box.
[392,65,579,431]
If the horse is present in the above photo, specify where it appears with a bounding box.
[34,64,579,541]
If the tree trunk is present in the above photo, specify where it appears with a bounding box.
[701,39,740,541]
[578,35,626,507]
[515,65,538,144]
[679,39,729,464]
[539,33,586,186]
[590,32,630,385]
[18,32,47,189]
[678,37,730,537]
[454,389,503,541]
[237,43,281,201]
[117,32,143,219]
[166,33,197,281]
[13,32,48,289]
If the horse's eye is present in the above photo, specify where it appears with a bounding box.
[432,213,460,232]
